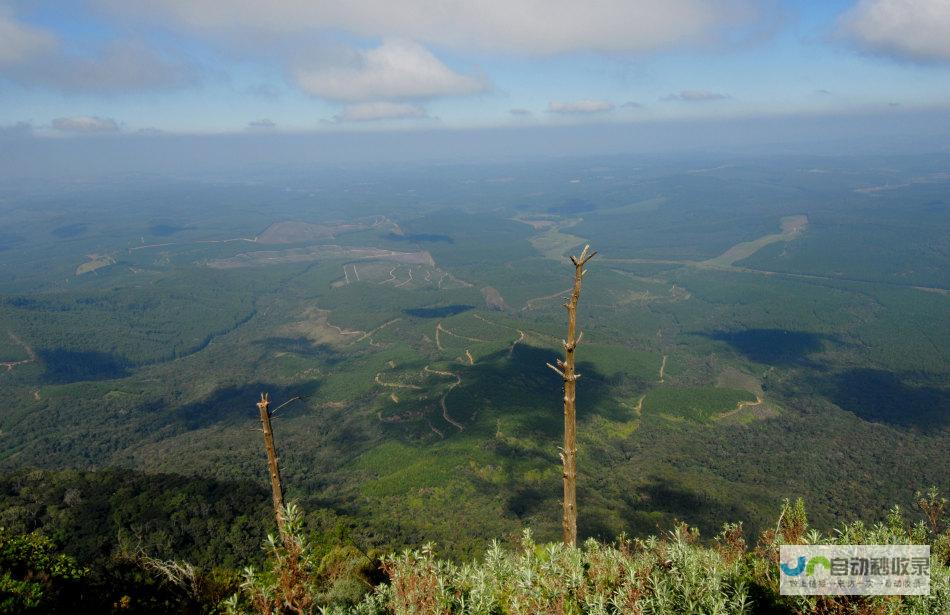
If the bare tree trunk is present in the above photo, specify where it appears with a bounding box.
[547,244,596,546]
[257,392,286,535]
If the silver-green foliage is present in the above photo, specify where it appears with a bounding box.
[229,495,950,615]
[338,527,751,615]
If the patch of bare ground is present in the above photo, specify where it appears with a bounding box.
[76,253,116,275]
[255,220,364,244]
[853,172,950,194]
[481,286,507,311]
[206,245,435,269]
[377,410,425,423]
[527,219,587,261]
[374,373,422,390]
[701,215,808,268]
[714,367,779,422]
[511,217,557,229]
[716,367,763,397]
[278,308,363,347]
[1,331,36,372]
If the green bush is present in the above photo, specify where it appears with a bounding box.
[229,495,950,614]
[0,527,86,614]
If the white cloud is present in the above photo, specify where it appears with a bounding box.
[335,102,428,122]
[840,0,950,61]
[51,116,121,133]
[547,99,615,114]
[295,39,486,102]
[0,8,55,66]
[94,0,758,55]
[509,108,532,116]
[663,90,728,101]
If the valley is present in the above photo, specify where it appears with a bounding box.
[0,153,947,563]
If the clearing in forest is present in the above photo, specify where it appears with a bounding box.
[76,253,116,275]
[701,215,808,268]
[279,308,363,346]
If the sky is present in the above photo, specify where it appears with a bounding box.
[1,0,950,179]
[1,0,949,136]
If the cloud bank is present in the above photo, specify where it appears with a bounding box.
[51,116,120,133]
[840,0,950,62]
[335,102,428,122]
[548,99,615,114]
[663,90,729,101]
[247,119,277,130]
[95,0,759,55]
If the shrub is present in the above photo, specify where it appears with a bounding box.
[223,493,950,614]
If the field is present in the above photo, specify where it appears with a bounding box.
[0,153,947,562]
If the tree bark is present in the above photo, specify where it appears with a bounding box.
[547,245,595,546]
[257,392,286,535]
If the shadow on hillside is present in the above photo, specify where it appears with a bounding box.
[254,336,343,364]
[500,473,753,542]
[447,342,627,439]
[166,381,321,432]
[38,348,131,384]
[453,342,631,521]
[507,484,557,519]
[818,368,949,432]
[616,477,751,539]
[701,328,831,366]
[0,467,272,567]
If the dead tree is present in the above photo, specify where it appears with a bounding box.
[547,244,596,546]
[257,392,286,536]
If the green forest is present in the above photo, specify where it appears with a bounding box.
[1,154,948,613]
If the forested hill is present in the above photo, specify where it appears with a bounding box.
[1,471,948,613]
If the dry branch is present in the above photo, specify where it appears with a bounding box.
[550,244,595,546]
[257,392,286,537]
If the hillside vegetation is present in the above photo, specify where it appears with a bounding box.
[3,493,947,614]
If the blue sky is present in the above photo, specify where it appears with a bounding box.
[1,0,949,135]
